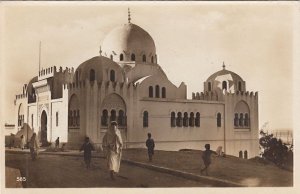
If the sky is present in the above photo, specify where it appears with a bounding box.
[0,1,297,131]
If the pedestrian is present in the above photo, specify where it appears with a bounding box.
[102,121,123,180]
[79,137,95,169]
[146,133,155,162]
[200,144,214,176]
[20,135,26,150]
[55,137,60,151]
[29,133,39,161]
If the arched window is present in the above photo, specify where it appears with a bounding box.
[176,112,182,127]
[195,112,200,127]
[183,112,188,127]
[208,82,212,91]
[155,85,160,98]
[110,70,115,82]
[149,86,153,98]
[76,71,79,83]
[110,110,116,122]
[131,53,135,61]
[222,81,227,90]
[73,110,76,126]
[244,113,249,127]
[171,112,176,127]
[118,110,125,126]
[90,69,95,82]
[110,55,113,60]
[239,113,244,127]
[238,81,242,91]
[56,112,59,127]
[234,113,239,127]
[162,87,166,98]
[155,54,157,63]
[217,113,221,127]
[151,56,154,63]
[120,54,124,61]
[31,114,34,128]
[77,110,80,126]
[69,111,72,126]
[101,109,108,126]
[189,112,195,127]
[143,111,148,127]
[239,151,243,158]
[143,54,146,62]
[244,150,248,159]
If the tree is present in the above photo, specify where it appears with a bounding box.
[259,130,293,169]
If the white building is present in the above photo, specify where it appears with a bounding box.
[13,14,259,159]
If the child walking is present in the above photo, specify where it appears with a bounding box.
[80,137,95,169]
[146,133,155,162]
[201,144,214,176]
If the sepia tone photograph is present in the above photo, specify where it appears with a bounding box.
[1,1,299,193]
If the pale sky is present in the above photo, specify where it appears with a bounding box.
[0,2,297,130]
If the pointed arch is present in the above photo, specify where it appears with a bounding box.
[143,111,148,127]
[131,53,135,61]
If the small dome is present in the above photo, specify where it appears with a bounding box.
[102,23,156,64]
[75,56,125,83]
[206,69,243,83]
[205,66,245,93]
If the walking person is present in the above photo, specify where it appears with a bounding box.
[20,135,26,150]
[55,137,60,151]
[80,137,95,169]
[29,133,39,161]
[146,133,155,162]
[102,121,123,180]
[200,144,214,176]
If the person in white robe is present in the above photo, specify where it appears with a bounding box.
[102,121,123,180]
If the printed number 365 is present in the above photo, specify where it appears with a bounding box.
[16,177,26,182]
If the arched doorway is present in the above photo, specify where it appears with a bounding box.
[41,110,47,145]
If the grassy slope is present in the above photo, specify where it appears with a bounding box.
[122,148,293,187]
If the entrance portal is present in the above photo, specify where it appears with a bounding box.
[41,110,47,145]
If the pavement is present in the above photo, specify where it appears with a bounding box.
[5,148,244,187]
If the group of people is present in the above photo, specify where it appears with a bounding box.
[19,120,216,178]
[80,121,155,180]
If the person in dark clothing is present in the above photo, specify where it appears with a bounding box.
[146,133,155,162]
[200,144,214,176]
[80,137,95,169]
[55,137,60,151]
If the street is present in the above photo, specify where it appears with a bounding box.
[6,153,210,188]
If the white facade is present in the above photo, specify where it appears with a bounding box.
[13,18,259,158]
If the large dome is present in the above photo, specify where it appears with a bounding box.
[102,23,157,64]
[74,56,125,83]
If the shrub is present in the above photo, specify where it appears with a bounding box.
[259,130,293,170]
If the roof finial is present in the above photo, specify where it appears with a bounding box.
[128,8,131,24]
[222,61,226,70]
[99,45,102,56]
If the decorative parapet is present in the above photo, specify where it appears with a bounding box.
[38,66,74,81]
[15,93,27,100]
[192,90,258,101]
[192,91,219,101]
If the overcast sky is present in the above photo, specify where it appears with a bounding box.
[1,1,297,130]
